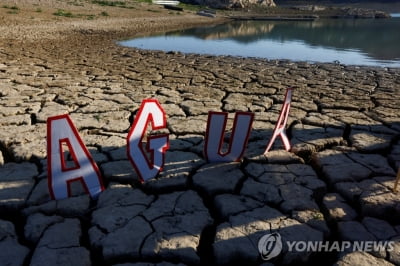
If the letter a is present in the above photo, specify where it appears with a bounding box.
[127,99,169,182]
[264,88,293,154]
[205,112,254,162]
[47,114,104,200]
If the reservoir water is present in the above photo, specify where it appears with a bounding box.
[119,15,400,67]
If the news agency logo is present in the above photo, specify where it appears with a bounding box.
[257,233,283,261]
[258,232,396,261]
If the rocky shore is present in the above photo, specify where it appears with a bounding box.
[1,1,400,265]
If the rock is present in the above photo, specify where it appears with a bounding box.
[337,7,391,19]
[0,151,3,165]
[334,251,394,266]
[0,162,37,211]
[323,193,358,222]
[192,163,244,196]
[338,221,376,242]
[24,213,64,244]
[362,217,397,240]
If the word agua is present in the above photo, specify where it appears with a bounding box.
[47,89,293,200]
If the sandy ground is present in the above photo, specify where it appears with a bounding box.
[0,0,228,45]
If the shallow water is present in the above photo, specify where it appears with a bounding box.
[120,16,400,67]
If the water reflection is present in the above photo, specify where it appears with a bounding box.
[120,18,400,67]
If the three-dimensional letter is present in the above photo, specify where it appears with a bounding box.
[205,112,254,162]
[127,99,169,182]
[264,88,293,154]
[47,114,104,200]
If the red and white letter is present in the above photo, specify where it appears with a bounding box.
[205,111,254,162]
[47,114,104,200]
[127,99,169,182]
[264,88,293,154]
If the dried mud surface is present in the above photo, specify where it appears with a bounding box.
[1,1,400,265]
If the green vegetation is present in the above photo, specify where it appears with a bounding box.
[53,9,97,19]
[135,0,152,3]
[93,114,101,121]
[100,11,109,16]
[67,0,85,6]
[147,8,161,12]
[36,8,42,12]
[178,3,208,11]
[2,5,20,14]
[312,212,324,220]
[92,0,126,7]
[53,9,74,17]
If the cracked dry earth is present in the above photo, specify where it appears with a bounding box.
[1,31,400,266]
